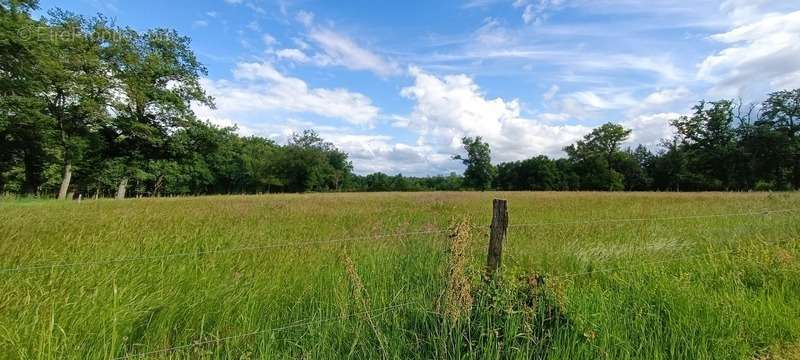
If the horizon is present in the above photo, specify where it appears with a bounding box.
[37,0,800,176]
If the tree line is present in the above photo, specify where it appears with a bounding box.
[2,1,355,198]
[2,1,798,198]
[468,93,800,192]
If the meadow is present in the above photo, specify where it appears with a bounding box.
[1,192,799,359]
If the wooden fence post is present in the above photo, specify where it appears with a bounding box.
[486,199,508,278]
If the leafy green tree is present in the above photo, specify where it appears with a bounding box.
[0,1,48,194]
[278,130,352,193]
[671,101,739,190]
[240,136,282,193]
[496,156,560,191]
[756,89,800,188]
[103,25,213,198]
[38,11,110,199]
[564,123,631,191]
[565,123,631,163]
[453,136,495,190]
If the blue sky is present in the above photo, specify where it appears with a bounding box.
[40,0,800,175]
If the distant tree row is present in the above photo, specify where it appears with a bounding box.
[2,2,798,197]
[465,90,800,192]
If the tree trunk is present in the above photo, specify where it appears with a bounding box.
[153,175,164,197]
[116,177,128,199]
[58,162,72,200]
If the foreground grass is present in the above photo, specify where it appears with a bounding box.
[0,192,799,359]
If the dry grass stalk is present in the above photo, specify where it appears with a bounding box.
[442,218,474,323]
[343,255,388,359]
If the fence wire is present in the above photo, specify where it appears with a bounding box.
[114,301,415,359]
[508,207,799,228]
[551,236,798,280]
[0,229,449,274]
[3,207,796,274]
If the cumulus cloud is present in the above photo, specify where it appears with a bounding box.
[196,62,380,127]
[698,10,800,97]
[400,67,590,162]
[628,87,692,116]
[325,134,453,175]
[622,112,682,148]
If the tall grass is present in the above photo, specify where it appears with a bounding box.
[0,192,798,359]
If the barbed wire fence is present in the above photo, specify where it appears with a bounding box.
[2,200,798,357]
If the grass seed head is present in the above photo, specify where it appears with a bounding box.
[442,217,474,323]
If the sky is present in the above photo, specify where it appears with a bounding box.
[39,0,800,176]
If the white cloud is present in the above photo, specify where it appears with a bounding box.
[289,10,400,76]
[513,0,566,25]
[196,62,380,127]
[522,5,536,25]
[276,48,311,63]
[400,67,590,162]
[296,10,315,27]
[474,18,515,47]
[558,89,637,119]
[698,10,800,97]
[307,28,401,77]
[720,0,790,25]
[543,84,560,101]
[623,112,682,148]
[325,134,452,175]
[628,87,692,116]
[193,20,209,28]
[262,34,277,46]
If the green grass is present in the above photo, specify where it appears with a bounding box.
[1,192,799,359]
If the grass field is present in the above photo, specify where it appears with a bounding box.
[1,192,799,359]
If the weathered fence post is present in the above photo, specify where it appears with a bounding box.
[486,199,508,278]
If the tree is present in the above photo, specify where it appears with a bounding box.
[240,136,281,193]
[757,89,800,188]
[565,123,631,163]
[671,101,739,190]
[277,130,352,193]
[39,11,109,199]
[0,1,52,195]
[0,0,38,12]
[496,156,560,191]
[103,26,213,198]
[564,123,631,191]
[453,136,495,190]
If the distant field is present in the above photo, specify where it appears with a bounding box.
[1,192,799,359]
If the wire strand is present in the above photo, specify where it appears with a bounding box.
[114,301,415,359]
[0,230,449,273]
[508,207,798,228]
[551,237,797,279]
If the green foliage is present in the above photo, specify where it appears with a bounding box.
[454,136,496,190]
[3,3,800,196]
[496,156,562,191]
